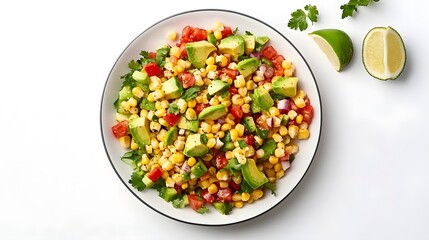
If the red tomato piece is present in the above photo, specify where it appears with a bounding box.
[221,26,233,38]
[301,102,314,124]
[274,67,284,76]
[181,25,193,43]
[228,86,239,95]
[188,194,205,212]
[217,188,232,202]
[144,62,162,77]
[191,28,207,42]
[202,190,215,204]
[111,121,128,138]
[164,112,181,126]
[147,166,163,182]
[271,55,285,68]
[195,103,208,115]
[230,104,244,122]
[261,45,278,59]
[229,181,240,191]
[221,68,237,80]
[242,135,255,147]
[149,52,157,59]
[178,72,196,89]
[215,154,228,169]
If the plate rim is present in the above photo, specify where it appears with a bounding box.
[100,8,323,226]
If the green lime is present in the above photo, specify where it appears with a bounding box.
[362,26,406,80]
[309,29,354,71]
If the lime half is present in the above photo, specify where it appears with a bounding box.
[362,26,406,80]
[309,29,354,71]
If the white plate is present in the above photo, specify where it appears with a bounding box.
[100,9,322,226]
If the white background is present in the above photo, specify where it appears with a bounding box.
[1,0,428,239]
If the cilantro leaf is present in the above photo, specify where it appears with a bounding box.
[167,103,180,115]
[181,86,200,101]
[128,59,141,70]
[340,0,380,19]
[196,205,209,214]
[155,46,170,68]
[129,171,146,191]
[264,182,277,196]
[288,5,319,31]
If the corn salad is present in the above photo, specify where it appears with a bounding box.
[111,23,314,215]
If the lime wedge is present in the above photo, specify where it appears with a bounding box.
[362,26,406,80]
[309,29,354,71]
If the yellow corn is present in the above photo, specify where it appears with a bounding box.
[216,170,229,181]
[155,108,166,118]
[272,133,283,143]
[152,89,165,100]
[216,131,225,139]
[235,124,245,137]
[149,77,161,91]
[274,148,285,158]
[199,179,211,189]
[268,155,279,165]
[241,104,251,113]
[232,193,242,202]
[181,183,189,190]
[288,125,299,139]
[206,138,216,148]
[256,149,265,159]
[201,122,212,133]
[173,65,184,76]
[229,129,239,141]
[282,60,291,69]
[274,163,283,172]
[119,136,131,149]
[241,192,251,202]
[251,189,264,200]
[151,139,159,150]
[231,94,244,105]
[206,64,217,72]
[209,96,220,106]
[214,30,222,40]
[187,157,197,167]
[169,46,180,58]
[246,80,257,90]
[167,31,177,41]
[141,154,150,165]
[253,75,264,82]
[279,125,288,136]
[298,128,310,139]
[221,123,232,132]
[225,151,234,159]
[269,107,280,116]
[208,183,218,194]
[216,55,228,67]
[206,56,215,66]
[288,110,298,120]
[219,181,229,188]
[266,168,275,178]
[238,87,248,97]
[132,87,144,98]
[295,114,303,124]
[276,170,285,179]
[170,152,185,164]
[235,201,244,208]
[129,107,139,115]
[150,121,161,132]
[295,97,305,108]
[130,139,139,150]
[234,75,246,88]
[162,160,173,171]
[185,108,197,120]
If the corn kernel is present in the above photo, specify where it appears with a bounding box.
[216,131,225,139]
[268,155,279,165]
[129,107,139,115]
[254,136,264,146]
[235,124,245,137]
[266,168,276,178]
[205,56,215,66]
[167,31,177,41]
[231,94,244,105]
[141,154,150,165]
[279,125,288,136]
[216,170,229,181]
[295,97,305,108]
[272,133,283,143]
[130,139,139,150]
[155,108,166,118]
[276,170,285,179]
[206,138,216,148]
[253,75,264,82]
[274,163,283,172]
[274,148,285,158]
[296,114,303,124]
[229,129,239,141]
[169,46,180,58]
[214,30,222,40]
[209,96,220,106]
[225,151,234,160]
[241,192,251,202]
[263,82,272,91]
[216,55,228,67]
[269,107,280,116]
[221,123,232,132]
[232,193,242,201]
[207,183,218,194]
[187,157,197,167]
[219,181,229,189]
[241,104,251,114]
[181,183,189,190]
[199,179,210,189]
[298,128,310,139]
[288,110,298,120]
[132,87,144,98]
[119,136,131,149]
[256,149,265,159]
[152,89,165,100]
[185,108,197,120]
[187,99,197,108]
[206,64,217,72]
[288,125,299,139]
[238,87,248,97]
[150,121,161,132]
[246,80,256,90]
[234,75,246,88]
[201,122,212,133]
[235,201,244,208]
[149,77,161,91]
[251,189,264,200]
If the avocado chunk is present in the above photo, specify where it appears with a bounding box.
[253,87,274,111]
[242,35,256,55]
[218,35,245,61]
[260,139,276,160]
[198,104,227,120]
[255,36,270,51]
[132,70,149,84]
[118,85,133,101]
[162,77,183,100]
[129,117,150,146]
[164,126,178,146]
[208,80,229,95]
[213,202,233,215]
[242,158,269,189]
[190,160,208,178]
[185,41,216,69]
[242,116,257,133]
[158,187,178,202]
[183,134,209,157]
[177,116,199,132]
[236,58,260,78]
[272,77,299,97]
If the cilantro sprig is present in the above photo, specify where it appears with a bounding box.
[340,0,380,19]
[288,4,319,31]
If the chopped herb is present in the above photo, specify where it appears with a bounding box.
[288,4,319,31]
[181,86,200,101]
[168,103,180,115]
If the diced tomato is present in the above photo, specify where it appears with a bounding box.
[178,42,187,57]
[242,135,255,147]
[221,26,233,38]
[230,104,244,122]
[228,86,239,95]
[215,154,228,169]
[271,55,285,68]
[229,181,240,191]
[188,194,205,212]
[220,68,237,80]
[111,121,128,138]
[164,112,181,126]
[147,166,163,182]
[274,67,284,76]
[178,72,195,88]
[301,101,314,124]
[289,99,299,111]
[202,190,215,204]
[149,52,157,59]
[144,62,162,77]
[195,103,208,115]
[191,28,207,42]
[217,188,232,202]
[261,45,277,59]
[174,184,182,195]
[181,25,193,43]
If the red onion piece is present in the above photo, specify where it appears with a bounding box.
[266,117,274,128]
[264,66,274,78]
[277,99,290,114]
[250,51,260,59]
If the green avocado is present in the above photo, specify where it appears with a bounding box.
[185,41,216,69]
[208,80,229,95]
[255,36,270,51]
[198,104,227,120]
[162,77,183,100]
[183,134,209,157]
[164,126,178,146]
[218,35,245,61]
[158,187,178,202]
[242,35,256,55]
[242,116,257,133]
[132,70,149,84]
[272,77,299,97]
[177,116,199,132]
[129,117,150,146]
[236,57,260,78]
[242,158,268,189]
[190,160,208,178]
[253,87,274,111]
